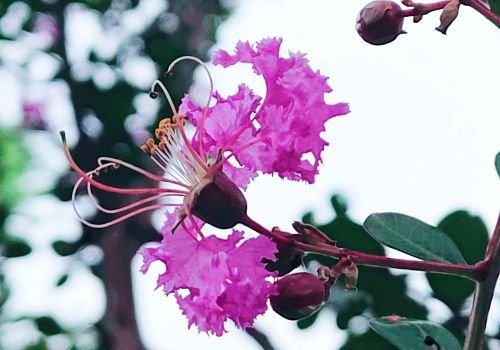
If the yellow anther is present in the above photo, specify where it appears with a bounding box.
[155,128,165,140]
[158,140,166,150]
[146,138,155,148]
[140,144,149,154]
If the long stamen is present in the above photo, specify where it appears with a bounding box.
[175,115,209,171]
[60,131,175,195]
[221,113,260,153]
[184,202,206,239]
[87,182,182,214]
[75,202,176,229]
[151,147,193,185]
[149,80,178,116]
[148,77,209,173]
[166,55,214,161]
[166,56,214,109]
[72,175,181,228]
[97,156,192,189]
[181,221,200,241]
[207,137,267,177]
[77,162,186,214]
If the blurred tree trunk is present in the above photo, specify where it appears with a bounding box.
[101,227,145,350]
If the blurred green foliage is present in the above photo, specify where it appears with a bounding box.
[0,0,228,348]
[0,0,497,349]
[0,130,28,207]
[302,195,492,349]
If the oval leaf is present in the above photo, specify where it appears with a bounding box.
[55,274,69,287]
[364,213,466,264]
[369,316,462,350]
[34,316,64,336]
[4,238,32,258]
[426,210,489,310]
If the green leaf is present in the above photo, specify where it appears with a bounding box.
[426,211,489,310]
[4,237,32,258]
[0,274,9,309]
[0,129,29,206]
[488,0,500,17]
[24,339,50,350]
[369,317,462,350]
[495,152,500,178]
[339,330,396,350]
[55,274,69,287]
[364,213,466,264]
[51,240,78,257]
[34,316,64,336]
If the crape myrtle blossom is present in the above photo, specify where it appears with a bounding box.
[181,37,350,186]
[141,211,277,336]
[61,37,349,335]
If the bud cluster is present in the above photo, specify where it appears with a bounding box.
[356,1,405,45]
[267,222,359,321]
[356,0,463,45]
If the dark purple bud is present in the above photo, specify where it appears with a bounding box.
[187,170,247,229]
[263,245,304,277]
[356,1,405,45]
[270,272,328,320]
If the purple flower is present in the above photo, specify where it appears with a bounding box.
[62,38,349,335]
[33,14,59,44]
[140,210,277,336]
[181,38,349,185]
[23,101,47,130]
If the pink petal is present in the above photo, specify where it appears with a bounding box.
[140,209,277,336]
[214,38,350,183]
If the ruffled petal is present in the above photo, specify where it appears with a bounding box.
[140,209,277,336]
[214,38,350,183]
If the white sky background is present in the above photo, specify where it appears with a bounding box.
[1,0,500,349]
[137,0,500,349]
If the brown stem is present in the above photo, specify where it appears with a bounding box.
[245,327,276,350]
[463,212,500,350]
[461,0,500,27]
[240,215,485,281]
[102,229,146,350]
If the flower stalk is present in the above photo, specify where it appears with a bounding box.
[399,0,500,26]
[461,0,500,27]
[240,215,486,281]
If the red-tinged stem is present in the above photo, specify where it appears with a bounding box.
[399,0,500,27]
[240,215,486,281]
[461,0,500,27]
[399,0,450,17]
[463,212,500,350]
[61,132,181,195]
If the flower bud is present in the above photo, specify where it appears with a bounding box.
[435,0,460,34]
[264,245,304,277]
[356,1,405,45]
[270,273,327,320]
[188,170,247,229]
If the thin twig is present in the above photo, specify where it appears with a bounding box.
[461,0,500,27]
[463,212,500,350]
[240,215,485,281]
[245,327,277,350]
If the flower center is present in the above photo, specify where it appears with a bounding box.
[140,115,207,188]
